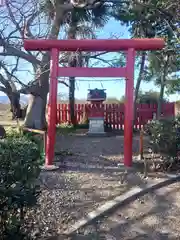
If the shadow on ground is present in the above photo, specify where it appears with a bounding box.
[27,133,180,240]
[66,175,180,240]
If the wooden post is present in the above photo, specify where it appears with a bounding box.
[45,48,59,169]
[124,48,135,167]
[139,128,144,160]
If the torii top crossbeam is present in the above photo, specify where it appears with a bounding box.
[24,38,165,51]
[25,37,165,169]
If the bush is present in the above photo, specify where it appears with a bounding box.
[76,123,89,129]
[57,122,73,129]
[5,126,22,138]
[6,127,44,163]
[0,132,42,239]
[144,116,180,170]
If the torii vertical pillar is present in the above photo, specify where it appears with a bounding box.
[23,38,165,170]
[45,48,59,169]
[124,48,135,167]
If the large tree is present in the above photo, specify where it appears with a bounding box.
[0,0,108,129]
[145,47,179,117]
[120,90,168,105]
[0,59,23,120]
[111,0,179,119]
[65,4,109,125]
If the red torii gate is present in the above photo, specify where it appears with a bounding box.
[24,38,165,169]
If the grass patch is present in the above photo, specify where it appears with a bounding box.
[56,122,89,134]
[56,123,76,134]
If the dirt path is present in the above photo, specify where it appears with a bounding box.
[55,134,141,165]
[24,133,180,239]
[84,182,180,240]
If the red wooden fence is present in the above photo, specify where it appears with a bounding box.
[56,103,175,130]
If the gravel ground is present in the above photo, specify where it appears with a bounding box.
[24,133,180,239]
[81,182,180,240]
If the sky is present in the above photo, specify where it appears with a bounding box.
[0,17,179,102]
[58,19,179,102]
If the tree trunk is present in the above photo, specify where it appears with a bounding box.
[68,13,77,126]
[22,67,49,129]
[24,94,47,129]
[22,13,63,129]
[157,81,165,119]
[133,52,146,122]
[8,92,21,120]
[69,59,76,125]
[0,79,21,120]
[157,56,169,119]
[69,76,76,125]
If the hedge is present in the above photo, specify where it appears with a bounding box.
[0,129,42,239]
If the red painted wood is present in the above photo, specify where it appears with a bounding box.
[61,104,65,122]
[81,104,85,123]
[77,104,81,123]
[88,103,104,118]
[124,48,135,167]
[58,67,126,77]
[112,104,116,129]
[116,104,119,128]
[74,104,77,123]
[85,104,88,120]
[139,104,144,129]
[45,48,59,166]
[138,104,143,130]
[57,103,175,128]
[162,102,174,116]
[24,39,165,51]
[149,104,154,121]
[134,104,138,130]
[25,37,165,169]
[68,104,71,123]
[64,104,67,122]
[63,104,67,122]
[109,104,112,129]
[120,104,124,130]
[104,104,107,125]
[57,103,61,124]
[106,104,110,126]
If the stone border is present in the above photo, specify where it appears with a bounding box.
[64,174,180,236]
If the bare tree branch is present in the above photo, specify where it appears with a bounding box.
[0,85,7,93]
[0,61,27,87]
[0,40,41,65]
[0,73,9,88]
[24,10,40,39]
[6,2,24,38]
[58,80,69,87]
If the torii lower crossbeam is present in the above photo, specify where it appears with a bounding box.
[24,38,165,169]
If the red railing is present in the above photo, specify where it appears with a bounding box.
[56,103,175,130]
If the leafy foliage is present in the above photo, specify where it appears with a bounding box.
[144,116,180,171]
[120,90,168,104]
[111,0,179,119]
[137,91,168,104]
[166,76,180,95]
[0,131,42,239]
[145,49,179,86]
[112,0,179,39]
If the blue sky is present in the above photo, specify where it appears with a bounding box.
[0,18,179,102]
[59,19,179,101]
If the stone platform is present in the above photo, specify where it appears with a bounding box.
[87,117,106,136]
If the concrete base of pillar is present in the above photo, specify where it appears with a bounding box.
[40,164,59,171]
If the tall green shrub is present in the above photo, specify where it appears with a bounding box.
[0,134,42,239]
[144,116,180,170]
